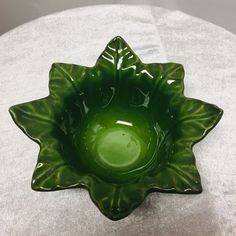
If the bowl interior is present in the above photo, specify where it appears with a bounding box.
[54,82,174,183]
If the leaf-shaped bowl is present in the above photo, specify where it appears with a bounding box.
[9,36,223,220]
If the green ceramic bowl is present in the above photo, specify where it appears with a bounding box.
[9,36,223,220]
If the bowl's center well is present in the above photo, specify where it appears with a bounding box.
[96,127,143,168]
[74,107,158,177]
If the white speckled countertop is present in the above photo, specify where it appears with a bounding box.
[0,5,235,236]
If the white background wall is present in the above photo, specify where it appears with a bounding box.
[1,0,236,35]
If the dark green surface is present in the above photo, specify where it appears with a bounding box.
[9,36,223,220]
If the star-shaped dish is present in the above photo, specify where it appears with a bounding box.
[9,36,223,220]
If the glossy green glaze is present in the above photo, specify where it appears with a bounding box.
[9,36,223,220]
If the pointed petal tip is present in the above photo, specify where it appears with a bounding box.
[212,104,224,124]
[9,105,18,121]
[31,177,53,192]
[110,35,126,43]
[8,105,14,114]
[96,36,139,67]
[107,35,129,49]
[216,107,224,127]
[218,107,224,117]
